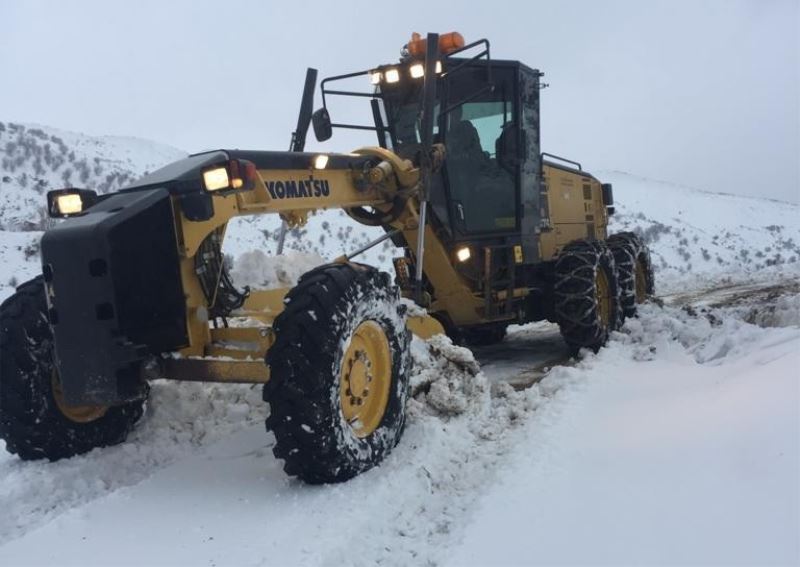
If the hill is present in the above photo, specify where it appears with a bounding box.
[1,123,798,300]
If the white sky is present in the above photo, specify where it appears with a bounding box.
[1,0,798,202]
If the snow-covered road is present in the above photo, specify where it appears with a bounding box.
[1,279,798,566]
[452,305,800,566]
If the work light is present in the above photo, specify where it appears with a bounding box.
[203,167,230,191]
[313,154,329,170]
[201,159,258,193]
[384,68,400,83]
[46,188,99,218]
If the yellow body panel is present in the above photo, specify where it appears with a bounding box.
[539,163,609,260]
[405,315,445,339]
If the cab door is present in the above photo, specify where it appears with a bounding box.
[517,64,546,263]
[441,64,520,237]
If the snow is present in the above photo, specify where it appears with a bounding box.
[0,229,41,296]
[0,121,185,231]
[0,381,266,544]
[230,249,324,290]
[0,333,521,567]
[450,302,800,566]
[605,170,800,292]
[1,285,796,566]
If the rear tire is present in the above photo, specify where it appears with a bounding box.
[0,277,147,461]
[554,240,622,353]
[264,263,410,484]
[607,232,655,318]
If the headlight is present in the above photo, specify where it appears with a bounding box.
[456,246,471,262]
[313,154,329,170]
[202,166,230,191]
[201,159,258,193]
[46,188,98,218]
[55,193,83,215]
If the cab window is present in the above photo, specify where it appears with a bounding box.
[444,68,517,233]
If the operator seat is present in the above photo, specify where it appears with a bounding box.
[495,122,518,174]
[448,119,483,161]
[484,121,518,228]
[447,117,488,229]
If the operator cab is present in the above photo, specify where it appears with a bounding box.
[314,33,546,264]
[380,59,532,239]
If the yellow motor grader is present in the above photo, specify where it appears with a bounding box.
[0,32,653,483]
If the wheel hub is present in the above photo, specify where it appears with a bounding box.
[635,258,647,303]
[340,321,391,438]
[595,268,612,328]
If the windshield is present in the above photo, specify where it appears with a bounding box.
[380,84,439,153]
[378,63,518,235]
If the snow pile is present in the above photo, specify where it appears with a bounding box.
[748,293,800,327]
[230,249,324,290]
[409,334,488,416]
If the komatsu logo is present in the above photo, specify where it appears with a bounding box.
[266,179,331,199]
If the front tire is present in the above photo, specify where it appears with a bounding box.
[554,240,622,353]
[264,263,410,484]
[0,277,146,461]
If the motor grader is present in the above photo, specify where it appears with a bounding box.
[0,33,654,483]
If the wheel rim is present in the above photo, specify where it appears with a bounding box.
[635,258,648,303]
[595,268,612,329]
[51,371,108,423]
[340,320,392,438]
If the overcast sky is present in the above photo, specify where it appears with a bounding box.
[1,0,798,202]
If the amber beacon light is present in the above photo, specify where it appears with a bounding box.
[407,31,465,58]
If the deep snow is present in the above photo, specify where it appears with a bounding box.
[0,279,797,566]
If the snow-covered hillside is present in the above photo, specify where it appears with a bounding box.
[604,170,800,289]
[1,123,798,300]
[220,170,800,295]
[0,121,185,231]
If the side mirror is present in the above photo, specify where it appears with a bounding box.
[311,108,332,142]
